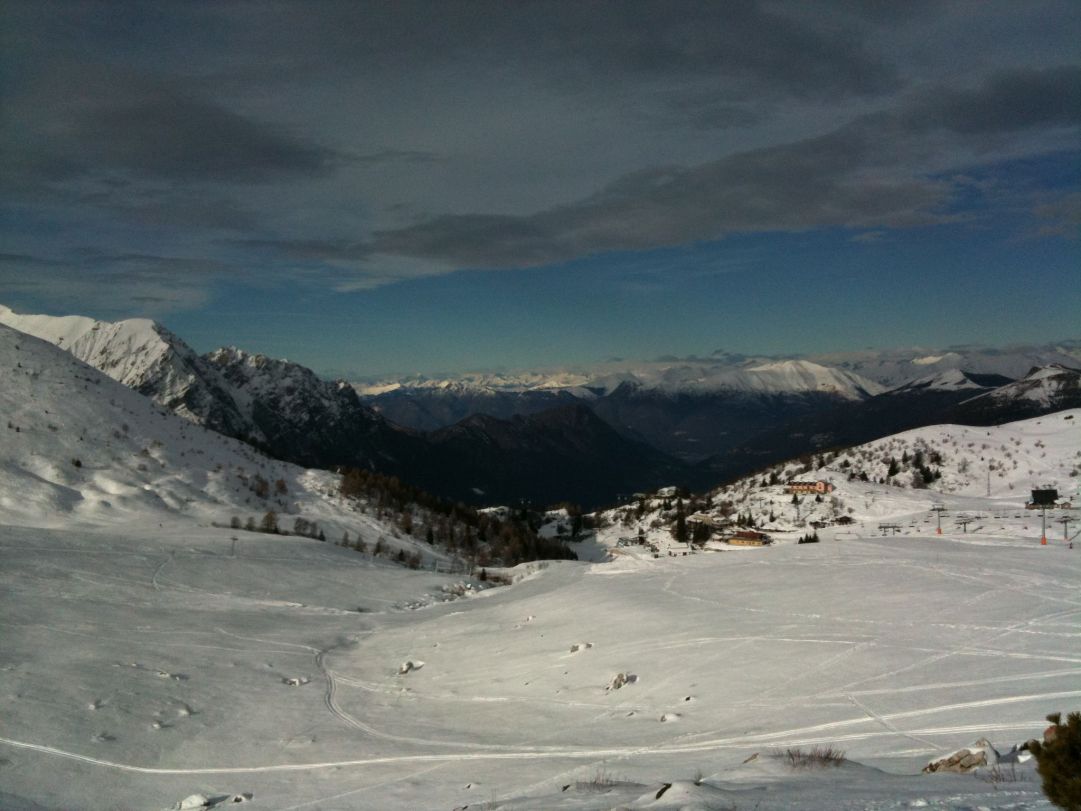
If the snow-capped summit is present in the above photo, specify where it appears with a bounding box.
[202,345,411,469]
[734,359,884,398]
[354,370,599,398]
[0,305,411,470]
[962,363,1081,410]
[0,321,332,528]
[0,304,253,439]
[887,368,1014,393]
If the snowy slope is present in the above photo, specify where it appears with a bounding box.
[0,323,446,570]
[0,304,415,475]
[0,303,255,440]
[592,409,1081,558]
[2,513,1077,809]
[888,368,1009,393]
[811,344,1081,387]
[962,363,1081,408]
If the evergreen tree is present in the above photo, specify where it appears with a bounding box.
[672,499,688,544]
[260,510,279,534]
[1030,712,1081,810]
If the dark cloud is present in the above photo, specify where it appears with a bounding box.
[352,150,444,165]
[70,84,340,183]
[1,61,344,190]
[1,1,1077,302]
[370,66,1081,268]
[210,0,900,101]
[905,66,1081,134]
[230,239,372,263]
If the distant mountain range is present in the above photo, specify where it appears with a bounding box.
[363,359,884,461]
[3,303,1076,509]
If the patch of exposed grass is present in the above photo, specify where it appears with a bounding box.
[770,745,847,769]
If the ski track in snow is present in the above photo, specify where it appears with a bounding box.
[845,693,944,751]
[151,554,170,591]
[4,692,1070,778]
[271,763,449,811]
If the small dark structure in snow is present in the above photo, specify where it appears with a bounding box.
[726,530,770,546]
[1031,488,1059,506]
[787,479,834,495]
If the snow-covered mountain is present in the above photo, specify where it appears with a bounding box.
[0,303,254,441]
[810,343,1081,387]
[629,358,883,398]
[361,358,879,403]
[0,321,397,545]
[201,346,416,470]
[0,304,416,473]
[354,369,600,397]
[364,359,883,460]
[886,368,1014,393]
[960,363,1081,411]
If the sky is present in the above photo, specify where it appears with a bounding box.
[1,1,1079,378]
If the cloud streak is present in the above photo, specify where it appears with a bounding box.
[369,66,1081,269]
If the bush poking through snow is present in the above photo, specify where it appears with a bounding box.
[981,763,1028,786]
[606,672,637,691]
[1030,711,1081,810]
[771,745,847,769]
[575,765,617,792]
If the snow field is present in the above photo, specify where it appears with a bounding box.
[1,520,1077,809]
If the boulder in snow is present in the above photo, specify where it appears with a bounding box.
[923,738,999,773]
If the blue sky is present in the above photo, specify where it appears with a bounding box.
[2,2,1078,378]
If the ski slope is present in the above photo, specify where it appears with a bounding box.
[1,523,1077,810]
